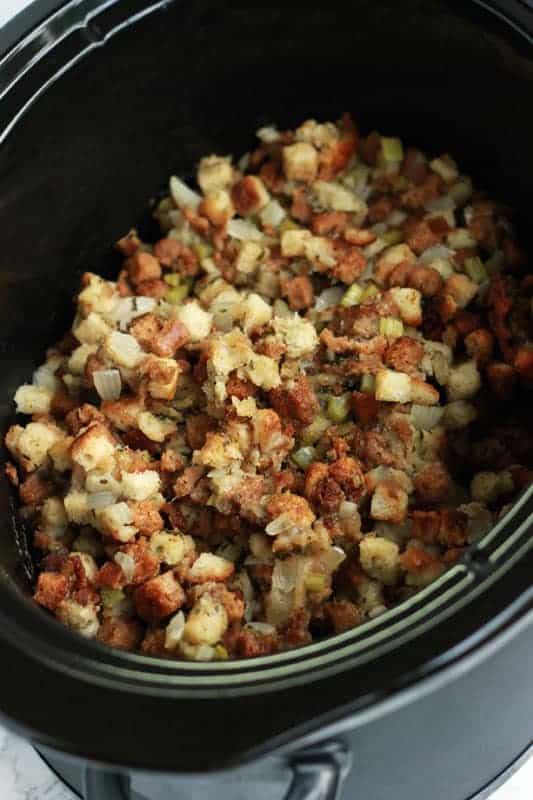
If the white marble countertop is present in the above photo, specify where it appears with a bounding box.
[0,0,531,798]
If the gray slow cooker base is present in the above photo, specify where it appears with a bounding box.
[36,744,533,800]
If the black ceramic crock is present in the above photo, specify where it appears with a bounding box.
[0,1,532,798]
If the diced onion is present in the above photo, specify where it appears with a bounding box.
[265,513,294,537]
[271,559,298,592]
[418,245,454,264]
[387,209,408,227]
[260,199,286,228]
[114,552,135,583]
[93,369,122,401]
[169,175,201,210]
[227,218,264,241]
[410,404,444,430]
[245,622,276,635]
[110,296,157,330]
[256,125,281,143]
[87,491,116,510]
[314,286,344,311]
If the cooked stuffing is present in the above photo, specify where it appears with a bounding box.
[6,115,532,661]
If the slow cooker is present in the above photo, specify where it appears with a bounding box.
[0,1,532,798]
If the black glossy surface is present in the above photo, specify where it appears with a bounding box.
[0,0,531,790]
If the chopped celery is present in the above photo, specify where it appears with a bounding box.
[382,229,404,246]
[164,273,181,286]
[340,283,363,307]
[326,394,351,423]
[301,415,330,445]
[216,542,243,563]
[193,242,213,260]
[379,317,404,338]
[381,137,404,163]
[360,374,376,394]
[361,283,380,302]
[464,257,487,283]
[214,644,229,660]
[280,218,300,233]
[273,298,292,319]
[305,572,328,593]
[165,282,191,304]
[101,589,125,608]
[485,251,504,275]
[391,175,410,192]
[292,446,316,470]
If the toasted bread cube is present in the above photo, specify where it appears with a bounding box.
[64,490,93,525]
[137,411,177,442]
[442,400,477,429]
[56,599,100,638]
[70,423,115,471]
[120,469,161,501]
[133,571,185,624]
[73,312,112,345]
[175,300,213,342]
[48,436,74,472]
[96,501,138,542]
[375,369,412,403]
[447,360,481,401]
[241,292,272,334]
[140,355,180,400]
[149,532,186,566]
[188,552,234,584]
[360,534,400,584]
[67,343,98,375]
[183,593,228,645]
[103,331,145,369]
[470,471,501,504]
[9,422,62,471]
[388,287,423,327]
[231,175,270,215]
[234,241,263,275]
[197,155,234,194]
[200,190,235,226]
[375,244,416,285]
[272,315,318,358]
[410,378,440,406]
[282,142,318,182]
[445,274,478,309]
[314,181,367,214]
[370,482,408,525]
[280,228,312,257]
[14,385,53,415]
[77,273,116,316]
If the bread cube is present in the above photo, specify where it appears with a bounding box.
[359,534,400,585]
[446,360,481,401]
[120,469,161,501]
[70,422,115,471]
[175,300,213,341]
[96,501,138,542]
[282,142,318,182]
[197,155,234,194]
[375,369,412,403]
[14,385,53,415]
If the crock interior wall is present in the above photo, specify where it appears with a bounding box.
[1,0,532,592]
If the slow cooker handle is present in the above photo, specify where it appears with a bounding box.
[81,741,351,800]
[284,741,352,800]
